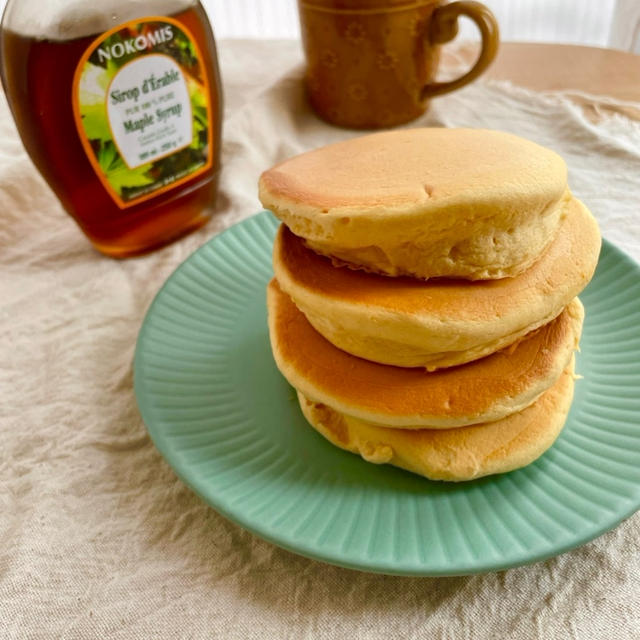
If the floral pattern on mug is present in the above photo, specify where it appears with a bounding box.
[298,0,498,127]
[376,51,399,70]
[347,83,368,101]
[320,49,339,68]
[344,22,366,45]
[407,16,425,37]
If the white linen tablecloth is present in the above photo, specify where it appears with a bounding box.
[2,39,640,639]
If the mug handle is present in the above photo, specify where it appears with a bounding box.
[421,1,499,100]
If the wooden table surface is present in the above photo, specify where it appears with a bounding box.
[456,42,640,119]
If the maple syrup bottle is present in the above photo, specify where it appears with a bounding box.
[1,0,222,257]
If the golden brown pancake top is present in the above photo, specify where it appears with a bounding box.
[260,128,567,212]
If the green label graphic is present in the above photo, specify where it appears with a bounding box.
[73,17,211,208]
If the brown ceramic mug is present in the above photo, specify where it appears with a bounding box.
[298,0,499,128]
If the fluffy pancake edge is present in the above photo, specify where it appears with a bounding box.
[296,358,575,482]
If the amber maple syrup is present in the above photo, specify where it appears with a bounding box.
[1,1,222,257]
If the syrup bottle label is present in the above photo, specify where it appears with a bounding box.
[72,16,212,209]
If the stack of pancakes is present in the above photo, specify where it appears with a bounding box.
[259,128,601,482]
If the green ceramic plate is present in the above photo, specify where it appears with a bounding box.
[134,211,640,576]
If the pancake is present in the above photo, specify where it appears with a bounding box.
[267,279,584,429]
[273,197,600,369]
[259,128,569,280]
[297,359,575,482]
